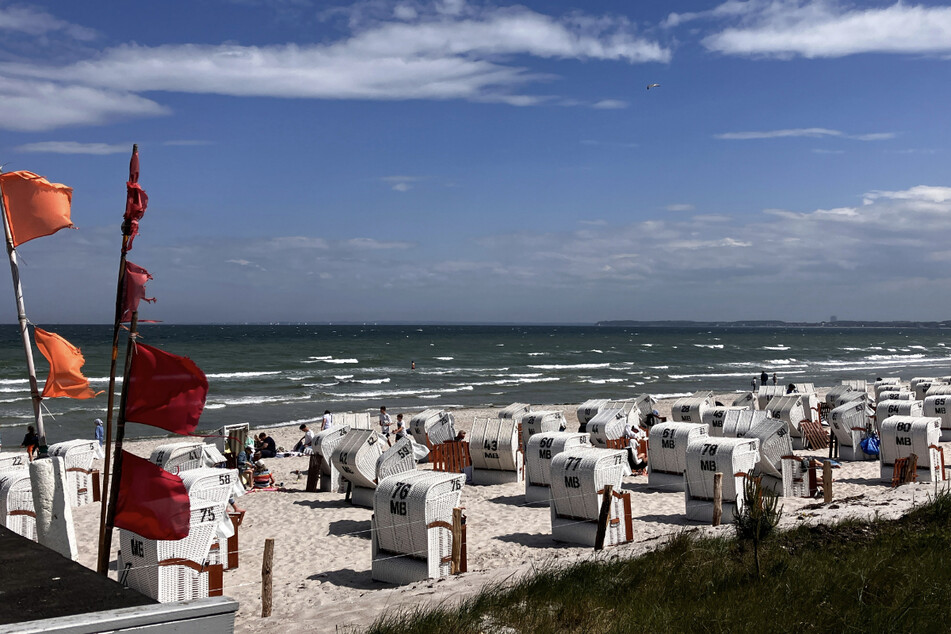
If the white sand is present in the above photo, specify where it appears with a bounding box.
[67,394,940,633]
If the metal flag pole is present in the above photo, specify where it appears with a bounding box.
[0,167,47,450]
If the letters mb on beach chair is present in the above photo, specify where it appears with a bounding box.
[703,406,752,437]
[923,395,951,442]
[647,422,708,492]
[331,429,388,507]
[118,499,223,603]
[47,440,100,507]
[150,442,227,475]
[469,416,523,485]
[670,393,713,424]
[878,416,943,484]
[525,432,589,504]
[549,448,633,547]
[0,468,36,541]
[684,437,760,523]
[408,409,456,447]
[312,425,351,492]
[829,401,875,461]
[179,468,243,570]
[519,410,567,450]
[371,470,466,585]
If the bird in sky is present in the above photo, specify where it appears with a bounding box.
[647,83,661,90]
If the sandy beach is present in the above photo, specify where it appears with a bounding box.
[66,392,939,633]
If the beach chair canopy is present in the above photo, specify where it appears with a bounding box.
[702,406,751,436]
[878,416,940,466]
[587,402,636,446]
[549,447,630,522]
[923,395,951,431]
[685,437,760,501]
[525,432,589,487]
[670,394,713,424]
[179,468,243,539]
[0,468,34,540]
[376,436,417,482]
[745,417,793,479]
[331,429,386,489]
[519,410,567,448]
[577,399,610,426]
[648,422,708,476]
[498,403,531,419]
[721,410,770,438]
[469,416,520,472]
[373,470,464,559]
[408,409,456,446]
[829,401,870,447]
[150,442,225,475]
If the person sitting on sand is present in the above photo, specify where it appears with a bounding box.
[255,432,277,459]
[455,430,467,442]
[253,461,277,488]
[236,446,254,488]
[624,420,648,471]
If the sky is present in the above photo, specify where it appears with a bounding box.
[0,0,950,324]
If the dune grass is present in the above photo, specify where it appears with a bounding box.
[367,491,951,633]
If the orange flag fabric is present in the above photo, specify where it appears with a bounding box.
[34,327,101,399]
[0,171,73,247]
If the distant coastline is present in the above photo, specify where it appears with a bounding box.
[596,320,951,329]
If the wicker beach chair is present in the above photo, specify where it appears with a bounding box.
[731,392,757,410]
[337,412,374,430]
[180,468,243,570]
[47,440,100,507]
[498,403,531,419]
[587,402,637,448]
[874,400,923,433]
[702,406,752,437]
[648,422,708,492]
[873,378,902,401]
[924,395,951,442]
[373,437,418,491]
[519,410,567,450]
[331,429,387,507]
[721,409,770,438]
[549,447,632,547]
[765,395,808,449]
[878,390,915,402]
[670,394,713,424]
[878,416,943,483]
[469,416,523,485]
[313,425,351,493]
[117,498,222,603]
[577,399,610,431]
[371,470,466,585]
[841,379,869,395]
[829,401,875,461]
[0,468,35,540]
[0,453,27,471]
[214,423,250,459]
[913,380,946,401]
[150,442,227,475]
[684,437,760,523]
[408,409,456,447]
[756,385,786,410]
[524,432,590,503]
[825,385,855,409]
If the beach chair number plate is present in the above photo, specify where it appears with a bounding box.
[201,507,217,523]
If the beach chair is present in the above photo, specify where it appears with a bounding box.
[117,499,222,603]
[577,399,610,431]
[331,429,387,507]
[829,401,875,461]
[670,393,713,424]
[731,392,757,410]
[739,417,803,496]
[549,448,632,547]
[498,403,531,419]
[408,409,456,447]
[430,441,472,474]
[874,400,923,433]
[524,432,589,503]
[825,385,854,409]
[765,395,808,449]
[647,422,708,492]
[371,470,466,585]
[702,406,752,437]
[312,425,351,493]
[469,416,523,485]
[924,395,951,442]
[925,385,951,398]
[756,385,786,410]
[684,437,760,523]
[873,378,902,401]
[213,423,250,460]
[337,412,374,431]
[519,410,567,450]
[878,416,943,483]
[47,440,100,507]
[150,442,227,475]
[179,468,243,570]
[914,381,946,401]
[721,410,770,438]
[841,379,869,395]
[793,387,820,423]
[878,390,915,402]
[910,377,937,398]
[0,453,28,471]
[587,401,637,448]
[630,394,659,425]
[0,468,35,541]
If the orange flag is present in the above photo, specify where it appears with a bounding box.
[34,327,101,399]
[0,171,73,247]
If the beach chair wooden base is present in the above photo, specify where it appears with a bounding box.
[800,420,829,451]
[891,455,918,487]
[305,453,322,492]
[550,490,632,547]
[431,441,471,473]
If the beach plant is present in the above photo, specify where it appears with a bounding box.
[732,472,782,577]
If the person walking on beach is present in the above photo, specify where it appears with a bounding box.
[379,406,392,446]
[94,419,104,447]
[321,410,333,431]
[772,373,777,386]
[394,414,407,441]
[21,425,38,462]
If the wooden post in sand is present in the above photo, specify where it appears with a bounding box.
[822,460,833,504]
[594,484,614,551]
[262,538,274,618]
[305,453,322,493]
[712,472,723,527]
[451,507,463,574]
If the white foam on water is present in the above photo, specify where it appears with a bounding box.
[585,378,625,384]
[205,371,282,379]
[215,394,312,407]
[334,375,354,380]
[435,356,454,361]
[590,349,604,354]
[528,363,611,370]
[762,345,790,351]
[694,344,724,349]
[527,352,549,356]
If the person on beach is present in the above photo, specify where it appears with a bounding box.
[94,419,104,447]
[750,378,757,391]
[294,424,315,454]
[624,420,648,472]
[21,425,38,461]
[394,414,407,440]
[455,430,466,442]
[379,406,392,445]
[786,383,797,394]
[253,461,276,488]
[237,446,254,488]
[772,373,777,385]
[321,410,333,431]
[255,432,277,459]
[760,370,769,386]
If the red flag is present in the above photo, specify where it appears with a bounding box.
[125,343,208,434]
[114,451,190,540]
[121,261,155,322]
[34,327,101,399]
[123,149,148,252]
[0,171,73,247]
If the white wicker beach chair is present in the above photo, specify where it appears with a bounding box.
[648,422,708,492]
[117,498,221,603]
[313,425,351,493]
[0,468,35,540]
[524,432,589,503]
[765,395,808,449]
[925,385,951,398]
[878,390,915,402]
[702,406,751,437]
[331,429,387,506]
[878,416,943,483]
[577,399,610,430]
[825,385,855,408]
[721,410,771,438]
[375,436,417,484]
[371,470,465,585]
[841,379,869,394]
[150,442,227,475]
[756,385,786,410]
[731,392,757,410]
[873,378,902,400]
[180,467,243,570]
[914,381,946,401]
[0,453,28,471]
[684,437,760,523]
[498,403,531,419]
[408,409,456,447]
[469,416,523,485]
[924,395,951,442]
[337,412,374,430]
[519,410,567,450]
[214,423,250,458]
[47,440,99,507]
[829,401,874,461]
[743,417,798,496]
[874,400,923,433]
[670,394,713,424]
[587,402,637,448]
[549,448,632,547]
[630,394,659,425]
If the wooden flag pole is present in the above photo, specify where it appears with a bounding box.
[97,309,139,574]
[0,169,47,449]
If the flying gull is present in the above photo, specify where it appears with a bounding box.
[647,83,661,90]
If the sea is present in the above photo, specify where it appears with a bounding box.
[1,324,950,444]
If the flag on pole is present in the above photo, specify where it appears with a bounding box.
[125,343,208,435]
[0,171,73,247]
[120,261,155,323]
[123,150,148,251]
[113,451,190,540]
[34,327,101,399]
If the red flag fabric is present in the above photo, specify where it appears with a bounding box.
[125,343,208,434]
[123,149,148,252]
[121,261,155,323]
[0,171,73,247]
[114,451,190,540]
[34,327,101,399]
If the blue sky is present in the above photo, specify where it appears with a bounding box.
[1,0,950,324]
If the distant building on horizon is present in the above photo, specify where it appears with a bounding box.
[830,315,837,322]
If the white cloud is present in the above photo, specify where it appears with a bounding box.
[591,99,628,109]
[666,203,695,212]
[345,237,415,249]
[0,5,96,40]
[381,175,422,191]
[716,127,894,141]
[15,141,130,155]
[703,1,951,58]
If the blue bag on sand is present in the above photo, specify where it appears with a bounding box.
[860,435,880,457]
